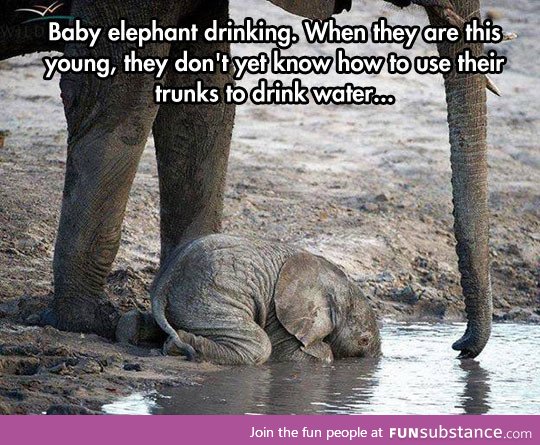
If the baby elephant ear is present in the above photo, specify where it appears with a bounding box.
[275,253,336,348]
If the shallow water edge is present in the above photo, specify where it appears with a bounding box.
[103,322,540,415]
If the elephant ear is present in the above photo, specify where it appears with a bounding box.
[274,253,338,353]
[267,0,351,20]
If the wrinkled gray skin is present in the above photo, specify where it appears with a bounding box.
[0,0,492,358]
[119,234,380,365]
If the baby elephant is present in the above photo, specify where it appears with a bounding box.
[119,234,380,365]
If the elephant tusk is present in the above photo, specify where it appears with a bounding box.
[502,32,518,41]
[485,75,502,96]
[441,11,517,43]
[425,4,505,98]
[429,4,504,98]
[430,5,517,44]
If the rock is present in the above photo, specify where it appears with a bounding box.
[393,285,420,305]
[361,202,379,212]
[73,358,103,374]
[376,271,395,283]
[0,299,20,318]
[374,193,389,202]
[417,301,446,319]
[123,363,142,372]
[505,244,522,256]
[506,308,538,323]
[0,401,10,414]
[100,354,123,367]
[4,389,25,401]
[0,130,9,148]
[15,237,41,253]
[46,404,96,415]
[25,313,42,325]
[16,295,54,323]
[0,357,40,376]
[45,346,73,357]
[43,362,71,375]
[492,310,539,323]
[0,344,41,356]
[414,256,429,269]
[1,247,19,255]
[414,289,448,319]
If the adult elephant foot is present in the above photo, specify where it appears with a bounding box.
[40,295,120,340]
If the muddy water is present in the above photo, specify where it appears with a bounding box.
[102,323,540,415]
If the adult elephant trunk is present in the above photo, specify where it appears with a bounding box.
[426,1,492,358]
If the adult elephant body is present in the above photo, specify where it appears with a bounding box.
[0,0,492,357]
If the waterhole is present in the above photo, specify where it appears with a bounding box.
[102,323,540,415]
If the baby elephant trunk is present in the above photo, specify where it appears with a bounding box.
[330,291,382,359]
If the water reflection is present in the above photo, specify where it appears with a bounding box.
[102,323,540,415]
[156,359,380,415]
[458,360,491,415]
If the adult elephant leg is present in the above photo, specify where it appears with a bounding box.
[50,1,182,338]
[153,0,235,265]
[426,1,492,358]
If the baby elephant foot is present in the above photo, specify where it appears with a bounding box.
[39,294,120,340]
[116,309,166,346]
[163,335,198,362]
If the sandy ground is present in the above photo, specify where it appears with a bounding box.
[0,0,538,414]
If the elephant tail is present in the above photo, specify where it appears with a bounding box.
[152,296,196,361]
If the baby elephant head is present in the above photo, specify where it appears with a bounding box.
[275,253,381,361]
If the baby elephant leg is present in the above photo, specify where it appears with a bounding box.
[164,323,272,366]
[116,310,166,345]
